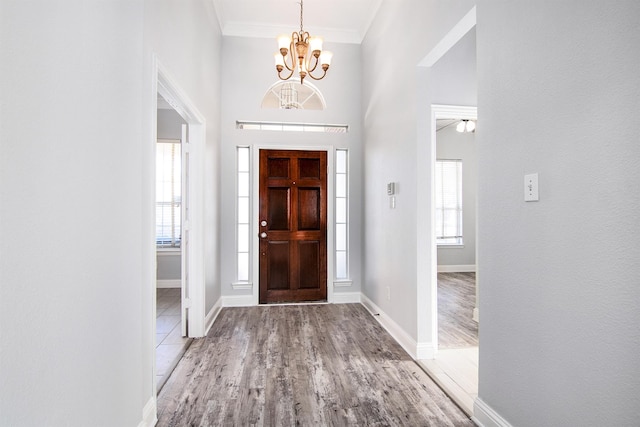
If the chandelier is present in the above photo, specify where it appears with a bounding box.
[274,0,333,84]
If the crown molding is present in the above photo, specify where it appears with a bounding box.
[221,21,361,44]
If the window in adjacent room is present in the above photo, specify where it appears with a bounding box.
[435,159,463,245]
[156,139,181,248]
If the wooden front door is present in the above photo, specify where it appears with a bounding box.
[259,149,327,303]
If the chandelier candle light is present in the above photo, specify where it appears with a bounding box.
[274,0,333,84]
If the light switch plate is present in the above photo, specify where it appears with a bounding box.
[524,173,539,201]
[387,182,395,195]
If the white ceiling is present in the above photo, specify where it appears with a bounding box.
[211,0,383,43]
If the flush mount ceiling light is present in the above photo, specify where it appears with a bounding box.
[274,0,333,84]
[456,119,476,133]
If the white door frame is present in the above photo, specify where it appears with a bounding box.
[251,145,335,305]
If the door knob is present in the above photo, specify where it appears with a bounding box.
[260,232,267,238]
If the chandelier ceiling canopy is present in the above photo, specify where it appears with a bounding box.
[274,0,333,84]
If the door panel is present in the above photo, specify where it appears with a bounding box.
[298,188,320,230]
[266,241,290,290]
[298,241,320,289]
[259,149,327,303]
[267,188,290,230]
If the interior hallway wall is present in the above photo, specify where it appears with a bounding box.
[0,1,147,425]
[0,1,223,424]
[361,0,476,350]
[476,1,640,425]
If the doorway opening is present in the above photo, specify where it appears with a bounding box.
[151,57,207,397]
[154,106,191,392]
[418,105,478,416]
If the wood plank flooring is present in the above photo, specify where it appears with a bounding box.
[157,304,473,426]
[438,273,478,349]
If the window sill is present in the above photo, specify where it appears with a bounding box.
[437,244,464,249]
[232,281,253,291]
[333,280,353,288]
[157,248,181,256]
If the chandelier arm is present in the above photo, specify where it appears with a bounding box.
[278,66,296,81]
[306,68,327,81]
[281,54,295,72]
[283,36,300,72]
[306,54,319,74]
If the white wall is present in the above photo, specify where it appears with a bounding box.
[219,36,364,300]
[476,1,640,425]
[157,107,186,140]
[436,126,477,268]
[0,1,222,425]
[361,0,476,348]
[0,1,147,425]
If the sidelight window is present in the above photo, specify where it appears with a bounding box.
[335,149,349,279]
[237,146,251,281]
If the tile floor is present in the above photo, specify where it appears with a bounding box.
[418,273,479,416]
[418,347,478,416]
[156,288,192,393]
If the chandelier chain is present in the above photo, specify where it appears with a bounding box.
[299,0,304,34]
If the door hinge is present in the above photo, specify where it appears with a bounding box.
[183,298,192,308]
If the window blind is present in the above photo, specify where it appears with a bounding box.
[156,140,181,248]
[435,160,463,243]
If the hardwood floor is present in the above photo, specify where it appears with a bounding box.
[438,273,478,349]
[157,304,473,426]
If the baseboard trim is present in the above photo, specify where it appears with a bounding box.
[416,341,436,359]
[156,279,181,288]
[333,292,361,304]
[137,396,157,427]
[221,294,254,307]
[437,264,476,273]
[360,294,418,359]
[473,398,513,427]
[205,297,222,335]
